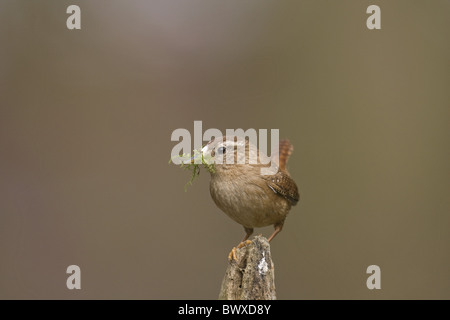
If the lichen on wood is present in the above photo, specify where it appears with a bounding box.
[219,235,276,300]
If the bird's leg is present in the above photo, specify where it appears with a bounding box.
[267,222,284,242]
[242,227,254,242]
[228,227,254,261]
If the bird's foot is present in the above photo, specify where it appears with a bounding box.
[228,240,253,261]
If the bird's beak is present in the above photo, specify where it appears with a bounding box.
[190,145,208,164]
[190,153,200,164]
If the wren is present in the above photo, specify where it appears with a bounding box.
[201,136,299,245]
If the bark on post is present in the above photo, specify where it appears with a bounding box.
[219,235,276,300]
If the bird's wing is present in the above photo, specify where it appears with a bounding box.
[264,170,299,206]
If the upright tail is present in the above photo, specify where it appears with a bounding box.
[276,139,293,171]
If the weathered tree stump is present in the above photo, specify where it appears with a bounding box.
[219,235,276,300]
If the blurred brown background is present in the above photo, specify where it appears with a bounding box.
[0,0,449,299]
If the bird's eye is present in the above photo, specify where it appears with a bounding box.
[217,146,226,155]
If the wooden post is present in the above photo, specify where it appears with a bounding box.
[219,235,276,300]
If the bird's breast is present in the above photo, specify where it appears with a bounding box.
[209,172,290,228]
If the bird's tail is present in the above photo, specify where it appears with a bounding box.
[274,139,293,171]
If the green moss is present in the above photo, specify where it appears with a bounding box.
[169,149,215,191]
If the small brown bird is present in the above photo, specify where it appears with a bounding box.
[201,136,299,255]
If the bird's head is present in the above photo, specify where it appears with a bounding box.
[200,136,273,175]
